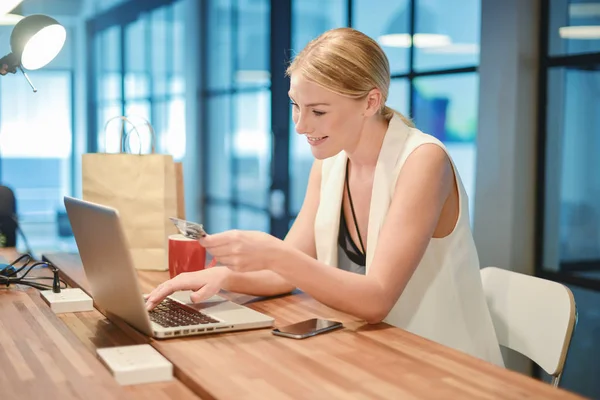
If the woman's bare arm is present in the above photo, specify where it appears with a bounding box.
[265,144,454,322]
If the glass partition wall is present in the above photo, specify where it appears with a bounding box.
[202,0,273,233]
[536,1,600,397]
[538,0,600,289]
[88,0,187,157]
[88,0,482,238]
[203,0,482,237]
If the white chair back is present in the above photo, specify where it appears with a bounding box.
[480,267,577,386]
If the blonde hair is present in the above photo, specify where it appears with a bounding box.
[286,27,414,127]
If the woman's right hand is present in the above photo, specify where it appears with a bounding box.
[145,267,231,311]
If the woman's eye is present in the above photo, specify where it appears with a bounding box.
[290,101,298,107]
[313,111,325,116]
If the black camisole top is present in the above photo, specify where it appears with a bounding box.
[337,161,366,267]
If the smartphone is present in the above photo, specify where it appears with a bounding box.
[272,318,343,339]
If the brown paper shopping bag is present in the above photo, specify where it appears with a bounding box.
[82,116,178,271]
[174,162,186,220]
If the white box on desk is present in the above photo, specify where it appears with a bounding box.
[40,288,94,313]
[96,344,173,386]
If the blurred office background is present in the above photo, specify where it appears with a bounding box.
[0,0,599,398]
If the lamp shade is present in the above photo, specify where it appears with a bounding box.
[10,14,66,70]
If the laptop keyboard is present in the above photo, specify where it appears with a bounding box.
[149,297,220,328]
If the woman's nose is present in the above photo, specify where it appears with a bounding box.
[294,113,310,135]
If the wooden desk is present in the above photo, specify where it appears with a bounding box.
[0,249,199,400]
[43,252,586,400]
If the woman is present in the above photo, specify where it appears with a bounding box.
[146,28,503,366]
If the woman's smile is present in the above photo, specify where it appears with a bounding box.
[306,135,329,146]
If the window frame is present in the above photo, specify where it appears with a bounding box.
[535,0,600,292]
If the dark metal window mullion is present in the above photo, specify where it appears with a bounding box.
[120,24,126,147]
[546,52,600,67]
[392,65,478,80]
[270,0,292,239]
[408,0,416,119]
[205,197,268,214]
[86,21,97,153]
[231,0,239,228]
[70,68,76,195]
[347,0,352,26]
[534,0,550,281]
[203,85,271,96]
[166,4,176,154]
[147,13,156,152]
[199,0,209,224]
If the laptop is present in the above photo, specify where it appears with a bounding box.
[63,196,274,339]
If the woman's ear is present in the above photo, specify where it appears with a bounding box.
[364,88,383,117]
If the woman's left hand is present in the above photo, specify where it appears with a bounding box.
[199,230,284,273]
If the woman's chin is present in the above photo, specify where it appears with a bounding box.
[310,146,340,160]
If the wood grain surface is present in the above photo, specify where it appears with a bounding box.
[42,252,587,400]
[0,249,201,400]
[58,310,199,400]
[0,289,129,399]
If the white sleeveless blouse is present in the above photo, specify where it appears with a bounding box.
[315,114,504,367]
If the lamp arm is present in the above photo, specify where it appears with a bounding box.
[18,65,37,92]
[0,53,36,92]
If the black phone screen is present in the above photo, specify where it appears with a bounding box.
[276,318,342,335]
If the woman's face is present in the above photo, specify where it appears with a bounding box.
[289,74,367,160]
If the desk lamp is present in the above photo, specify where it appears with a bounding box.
[0,14,66,92]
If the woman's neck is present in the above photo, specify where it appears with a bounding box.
[345,115,389,171]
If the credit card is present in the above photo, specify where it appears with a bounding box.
[169,217,207,239]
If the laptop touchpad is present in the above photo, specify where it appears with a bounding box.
[169,290,270,323]
[169,290,243,311]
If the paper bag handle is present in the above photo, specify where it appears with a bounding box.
[104,115,156,154]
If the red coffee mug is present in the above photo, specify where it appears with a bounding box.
[168,234,207,278]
